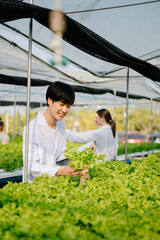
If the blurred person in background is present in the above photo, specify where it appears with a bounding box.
[67,109,118,162]
[0,117,10,144]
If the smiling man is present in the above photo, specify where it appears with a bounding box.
[23,81,88,183]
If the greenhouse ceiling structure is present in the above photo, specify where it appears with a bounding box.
[0,0,160,108]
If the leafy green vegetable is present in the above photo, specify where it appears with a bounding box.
[118,142,160,155]
[1,139,160,172]
[0,142,23,171]
[66,148,105,170]
[0,153,160,239]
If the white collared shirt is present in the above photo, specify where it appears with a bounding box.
[50,127,56,146]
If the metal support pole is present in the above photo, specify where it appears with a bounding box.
[24,0,33,183]
[5,112,9,134]
[114,89,116,122]
[151,98,153,153]
[125,68,129,162]
[18,113,21,136]
[13,88,16,142]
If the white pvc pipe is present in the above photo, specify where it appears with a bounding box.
[151,98,153,153]
[18,113,21,136]
[125,68,129,162]
[114,89,116,122]
[24,0,33,183]
[5,112,9,134]
[13,89,16,142]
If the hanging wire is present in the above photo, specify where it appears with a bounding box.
[49,0,65,65]
[65,0,160,14]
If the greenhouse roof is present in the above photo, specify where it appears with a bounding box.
[0,0,160,107]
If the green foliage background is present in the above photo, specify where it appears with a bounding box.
[1,107,160,138]
[1,138,160,172]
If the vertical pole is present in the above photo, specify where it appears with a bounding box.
[151,98,153,153]
[125,68,129,162]
[18,113,21,136]
[5,112,9,134]
[13,88,16,142]
[24,0,33,183]
[114,89,116,122]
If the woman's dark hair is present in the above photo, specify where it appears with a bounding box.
[0,118,4,130]
[97,109,116,138]
[46,81,75,106]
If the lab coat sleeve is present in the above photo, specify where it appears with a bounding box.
[55,136,66,162]
[56,149,66,162]
[29,143,60,178]
[66,129,97,144]
[55,121,67,162]
[23,126,60,179]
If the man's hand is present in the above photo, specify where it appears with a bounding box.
[56,165,88,177]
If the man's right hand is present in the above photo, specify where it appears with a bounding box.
[55,165,88,177]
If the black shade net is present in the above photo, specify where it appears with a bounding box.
[0,73,159,102]
[0,0,160,83]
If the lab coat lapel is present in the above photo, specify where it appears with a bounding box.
[37,113,55,152]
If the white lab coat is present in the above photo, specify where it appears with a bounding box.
[67,125,118,162]
[23,112,66,182]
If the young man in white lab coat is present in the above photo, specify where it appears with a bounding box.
[23,81,88,182]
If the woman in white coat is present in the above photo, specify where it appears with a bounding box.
[66,109,118,162]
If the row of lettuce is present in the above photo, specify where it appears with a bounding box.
[0,150,160,239]
[0,137,160,172]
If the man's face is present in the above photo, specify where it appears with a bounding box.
[48,98,71,121]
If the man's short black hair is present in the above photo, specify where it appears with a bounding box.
[46,81,75,106]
